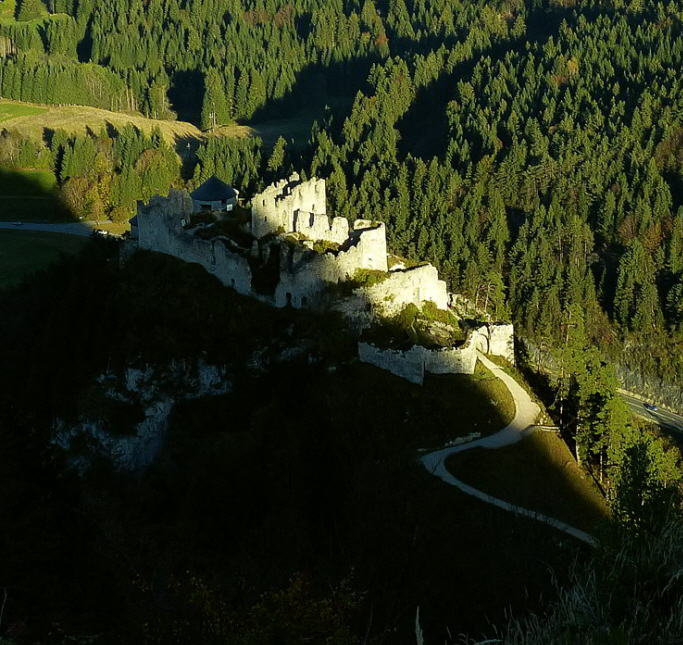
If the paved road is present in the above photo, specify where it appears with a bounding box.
[0,221,95,237]
[620,392,683,433]
[420,352,597,546]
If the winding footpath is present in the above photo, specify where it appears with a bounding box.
[420,352,598,547]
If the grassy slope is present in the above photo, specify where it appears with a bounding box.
[0,229,89,289]
[0,102,47,122]
[0,168,67,222]
[447,430,609,534]
[0,98,206,151]
[0,248,602,641]
[163,358,581,641]
[0,97,329,153]
[0,168,57,194]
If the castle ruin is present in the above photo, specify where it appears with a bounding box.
[131,174,514,382]
[134,173,443,314]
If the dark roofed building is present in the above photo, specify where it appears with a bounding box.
[190,176,239,213]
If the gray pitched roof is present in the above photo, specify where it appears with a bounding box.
[190,176,237,202]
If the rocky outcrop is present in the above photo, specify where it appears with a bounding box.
[52,360,231,474]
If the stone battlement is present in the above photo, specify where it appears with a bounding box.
[132,175,515,385]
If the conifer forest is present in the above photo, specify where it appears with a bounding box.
[3,0,683,642]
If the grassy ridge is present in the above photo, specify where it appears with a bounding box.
[0,97,334,153]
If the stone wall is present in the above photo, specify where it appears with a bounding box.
[359,332,480,385]
[293,210,349,245]
[134,187,515,373]
[361,264,448,316]
[358,343,426,384]
[137,190,253,295]
[358,324,515,385]
[424,344,478,375]
[272,222,391,309]
[487,324,515,362]
[251,173,326,239]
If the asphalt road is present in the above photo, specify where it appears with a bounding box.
[0,221,95,237]
[620,392,683,433]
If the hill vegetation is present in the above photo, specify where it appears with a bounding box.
[0,245,601,644]
[3,0,683,640]
[1,0,683,402]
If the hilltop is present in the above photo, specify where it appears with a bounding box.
[0,98,215,152]
[0,98,324,154]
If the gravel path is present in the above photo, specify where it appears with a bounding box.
[420,352,598,546]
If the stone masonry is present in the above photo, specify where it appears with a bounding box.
[134,175,446,318]
[358,323,515,386]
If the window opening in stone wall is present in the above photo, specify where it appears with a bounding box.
[286,292,293,306]
[367,256,374,268]
[231,278,236,287]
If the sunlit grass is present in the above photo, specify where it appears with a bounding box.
[447,430,609,533]
[0,101,47,122]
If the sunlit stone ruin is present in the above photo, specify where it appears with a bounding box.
[129,173,514,382]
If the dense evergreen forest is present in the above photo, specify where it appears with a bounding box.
[5,0,683,641]
[3,0,683,395]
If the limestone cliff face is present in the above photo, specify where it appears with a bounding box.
[52,360,231,474]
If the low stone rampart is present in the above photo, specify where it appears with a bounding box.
[358,324,515,385]
[424,344,478,375]
[358,343,426,385]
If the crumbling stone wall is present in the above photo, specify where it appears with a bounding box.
[487,324,515,362]
[293,210,349,245]
[358,325,514,385]
[137,190,253,294]
[358,343,426,384]
[360,264,448,316]
[134,186,515,380]
[272,222,390,309]
[251,173,327,239]
[424,343,478,374]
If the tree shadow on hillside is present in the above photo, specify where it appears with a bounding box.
[0,166,81,224]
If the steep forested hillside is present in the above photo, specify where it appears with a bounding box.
[5,0,683,640]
